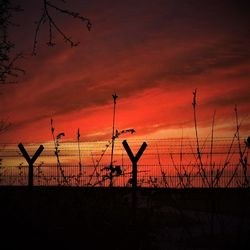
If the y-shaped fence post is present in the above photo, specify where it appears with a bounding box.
[122,140,147,222]
[122,140,147,188]
[18,143,44,188]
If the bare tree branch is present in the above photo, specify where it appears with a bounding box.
[32,0,92,55]
[0,0,91,83]
[0,0,24,83]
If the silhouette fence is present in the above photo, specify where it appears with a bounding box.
[0,138,249,188]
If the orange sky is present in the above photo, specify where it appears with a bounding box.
[0,0,250,143]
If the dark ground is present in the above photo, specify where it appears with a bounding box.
[0,187,250,250]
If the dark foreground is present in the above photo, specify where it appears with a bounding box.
[1,187,250,250]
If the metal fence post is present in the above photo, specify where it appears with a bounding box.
[122,140,147,222]
[18,143,44,188]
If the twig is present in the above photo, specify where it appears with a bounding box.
[77,128,82,173]
[192,89,209,187]
[50,118,68,185]
[32,0,91,55]
[156,144,168,187]
[170,153,185,188]
[210,110,216,187]
[235,106,249,187]
[109,93,118,187]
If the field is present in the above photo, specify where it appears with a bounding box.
[1,187,250,250]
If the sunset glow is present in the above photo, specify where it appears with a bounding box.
[0,0,249,143]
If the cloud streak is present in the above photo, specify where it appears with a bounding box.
[0,0,249,142]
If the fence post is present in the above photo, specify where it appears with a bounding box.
[18,143,44,188]
[122,140,147,222]
[122,140,147,188]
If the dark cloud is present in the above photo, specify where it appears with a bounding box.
[1,0,250,142]
[164,38,250,79]
[205,89,250,108]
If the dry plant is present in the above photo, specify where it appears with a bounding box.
[169,133,194,188]
[224,106,249,188]
[156,144,169,187]
[105,129,135,185]
[153,90,249,189]
[209,110,216,187]
[192,89,209,187]
[87,94,135,187]
[35,161,45,185]
[50,118,68,185]
[17,162,25,185]
[234,106,249,187]
[74,128,83,186]
[87,129,135,187]
[192,91,249,188]
[0,156,3,183]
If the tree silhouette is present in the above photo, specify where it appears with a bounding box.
[0,0,91,134]
[0,0,24,84]
[0,0,91,84]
